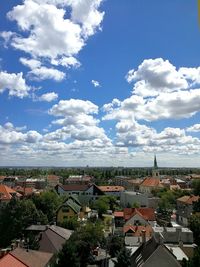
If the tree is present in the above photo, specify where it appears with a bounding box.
[192,180,200,196]
[59,216,80,230]
[188,214,200,246]
[0,198,47,247]
[107,235,124,258]
[114,247,131,267]
[31,190,63,223]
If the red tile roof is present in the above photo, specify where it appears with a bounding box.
[58,184,89,191]
[14,186,34,196]
[114,211,124,217]
[47,175,59,181]
[0,253,28,267]
[124,208,156,221]
[123,225,153,237]
[98,186,125,192]
[177,195,200,205]
[140,177,162,187]
[0,185,21,201]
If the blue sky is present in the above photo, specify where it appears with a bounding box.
[0,0,200,167]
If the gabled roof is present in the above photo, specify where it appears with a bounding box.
[140,177,162,187]
[177,195,199,204]
[0,184,21,201]
[124,208,156,221]
[65,198,81,213]
[0,253,28,267]
[98,186,125,192]
[58,184,89,191]
[131,237,181,267]
[123,225,153,237]
[10,248,53,267]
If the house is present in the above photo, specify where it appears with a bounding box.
[176,195,200,226]
[65,175,92,184]
[0,184,21,204]
[14,186,34,196]
[124,225,153,238]
[0,247,53,267]
[47,175,60,188]
[2,176,18,188]
[139,177,163,195]
[26,224,73,254]
[114,208,156,228]
[98,186,125,197]
[130,236,181,267]
[56,195,91,224]
[55,183,104,201]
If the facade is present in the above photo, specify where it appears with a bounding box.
[176,195,199,226]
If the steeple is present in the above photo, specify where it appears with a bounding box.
[154,154,158,169]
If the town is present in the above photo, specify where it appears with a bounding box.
[0,156,199,267]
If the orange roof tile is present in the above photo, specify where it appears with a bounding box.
[177,195,199,205]
[0,185,21,201]
[98,186,125,192]
[140,177,162,187]
[123,225,153,237]
[47,175,59,181]
[123,208,156,221]
[0,253,28,267]
[114,211,124,217]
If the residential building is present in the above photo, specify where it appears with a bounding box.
[0,184,21,204]
[130,236,181,267]
[176,195,200,226]
[47,175,60,188]
[0,247,53,267]
[139,177,163,195]
[65,175,93,184]
[26,224,73,254]
[98,186,125,197]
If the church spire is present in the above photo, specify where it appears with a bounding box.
[154,154,158,169]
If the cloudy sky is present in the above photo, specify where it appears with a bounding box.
[0,0,200,167]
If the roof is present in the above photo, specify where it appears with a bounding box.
[114,211,124,217]
[26,225,47,231]
[64,198,81,213]
[130,237,181,267]
[47,175,59,181]
[140,177,162,187]
[124,208,156,221]
[39,226,72,253]
[0,184,21,201]
[177,195,199,205]
[10,248,53,267]
[123,225,153,237]
[0,253,28,267]
[14,186,34,196]
[98,186,125,192]
[58,184,89,191]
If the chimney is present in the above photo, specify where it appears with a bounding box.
[142,230,146,244]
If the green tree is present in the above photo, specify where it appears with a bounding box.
[192,180,200,196]
[114,247,131,267]
[107,235,124,258]
[59,216,80,230]
[0,198,47,247]
[188,214,200,246]
[31,190,63,222]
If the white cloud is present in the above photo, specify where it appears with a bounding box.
[126,58,188,97]
[4,0,104,65]
[179,67,200,86]
[49,99,98,117]
[20,57,66,81]
[91,79,101,87]
[186,124,200,132]
[38,92,58,102]
[0,71,30,98]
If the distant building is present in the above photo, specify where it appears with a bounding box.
[98,186,125,197]
[176,195,200,226]
[0,184,21,204]
[47,175,60,188]
[139,177,163,194]
[65,175,93,185]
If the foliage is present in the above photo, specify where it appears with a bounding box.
[188,214,200,246]
[54,222,105,267]
[93,195,118,217]
[107,235,124,258]
[181,247,200,267]
[114,247,131,267]
[59,216,80,230]
[31,190,63,223]
[193,199,200,213]
[0,198,47,248]
[192,180,200,196]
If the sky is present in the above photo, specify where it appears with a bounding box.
[0,0,200,167]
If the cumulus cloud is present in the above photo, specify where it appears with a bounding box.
[3,0,104,65]
[91,79,101,87]
[20,57,65,81]
[0,71,30,98]
[126,58,188,97]
[186,124,200,132]
[38,92,58,102]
